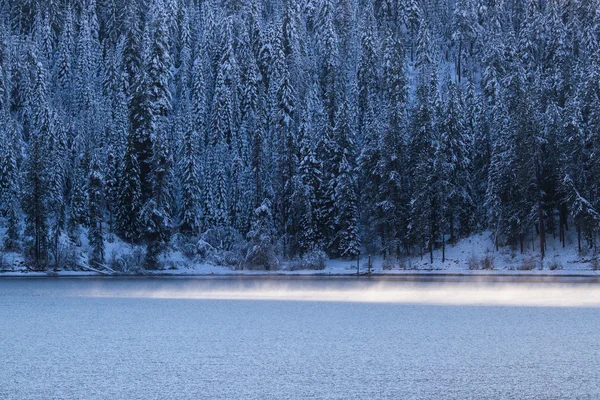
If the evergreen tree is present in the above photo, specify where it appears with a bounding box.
[331,92,360,258]
[296,108,321,254]
[143,1,174,268]
[115,135,142,242]
[178,104,201,235]
[436,80,474,250]
[0,116,20,251]
[377,31,409,258]
[452,0,480,81]
[246,199,278,270]
[22,59,53,269]
[88,155,104,264]
[409,68,439,263]
[275,67,298,257]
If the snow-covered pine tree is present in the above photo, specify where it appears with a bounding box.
[315,0,339,128]
[452,0,480,82]
[55,6,74,98]
[115,130,143,242]
[409,66,439,264]
[238,38,264,212]
[22,59,53,268]
[178,100,201,236]
[0,114,17,213]
[377,31,409,259]
[296,107,321,254]
[401,0,421,61]
[69,152,89,232]
[331,91,360,258]
[275,65,298,257]
[436,78,474,258]
[206,146,231,230]
[210,18,237,149]
[143,1,174,269]
[0,115,20,251]
[88,154,104,264]
[358,99,383,256]
[357,5,379,142]
[245,198,278,270]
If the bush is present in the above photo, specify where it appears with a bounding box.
[195,227,247,268]
[244,244,279,270]
[548,262,563,271]
[244,200,278,270]
[481,253,495,270]
[200,227,243,253]
[0,252,7,270]
[195,238,214,261]
[382,258,395,270]
[289,248,328,271]
[108,246,145,273]
[224,250,245,268]
[467,252,495,270]
[171,233,197,260]
[52,240,78,270]
[517,257,538,271]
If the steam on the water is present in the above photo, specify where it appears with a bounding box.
[71,278,600,308]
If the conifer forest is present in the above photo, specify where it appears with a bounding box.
[1,0,599,270]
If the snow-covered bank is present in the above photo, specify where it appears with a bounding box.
[2,268,598,278]
[2,231,599,277]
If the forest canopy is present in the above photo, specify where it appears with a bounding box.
[0,0,599,270]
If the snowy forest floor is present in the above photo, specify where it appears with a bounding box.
[1,231,599,277]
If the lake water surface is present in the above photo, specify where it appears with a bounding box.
[1,276,599,399]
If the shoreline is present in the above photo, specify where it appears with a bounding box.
[1,270,599,281]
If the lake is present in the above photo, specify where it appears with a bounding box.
[1,276,599,399]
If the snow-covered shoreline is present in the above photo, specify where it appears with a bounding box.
[2,231,599,278]
[2,268,598,278]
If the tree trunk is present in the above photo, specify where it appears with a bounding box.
[539,202,545,260]
[381,227,386,260]
[429,235,433,264]
[520,234,524,254]
[552,209,555,240]
[457,40,462,83]
[559,206,564,247]
[442,230,445,263]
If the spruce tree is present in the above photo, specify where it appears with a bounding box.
[88,155,104,264]
[409,68,439,263]
[331,93,360,258]
[377,31,409,258]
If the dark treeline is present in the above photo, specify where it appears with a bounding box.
[0,0,599,270]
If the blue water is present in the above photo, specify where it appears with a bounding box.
[1,277,599,399]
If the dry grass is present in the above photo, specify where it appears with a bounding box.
[548,262,563,271]
[467,252,495,270]
[517,257,538,271]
